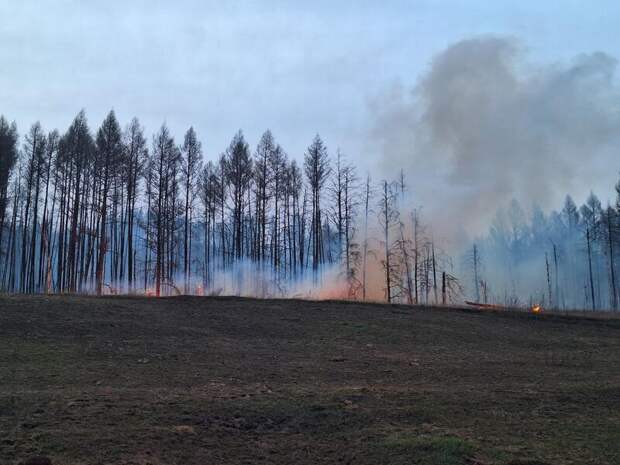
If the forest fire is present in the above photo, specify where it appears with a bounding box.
[2,70,618,310]
[312,289,349,300]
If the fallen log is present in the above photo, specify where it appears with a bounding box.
[464,301,507,310]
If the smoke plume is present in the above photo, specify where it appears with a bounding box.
[370,36,620,247]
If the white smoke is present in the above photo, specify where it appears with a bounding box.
[201,259,349,300]
[370,36,620,248]
[98,259,353,300]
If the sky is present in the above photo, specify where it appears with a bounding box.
[2,1,620,239]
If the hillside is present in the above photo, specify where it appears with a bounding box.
[1,295,619,465]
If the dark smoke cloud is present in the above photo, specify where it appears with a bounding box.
[370,36,620,246]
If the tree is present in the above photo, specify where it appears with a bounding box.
[38,130,59,292]
[580,193,602,310]
[304,135,331,277]
[341,160,360,294]
[123,118,147,291]
[331,150,359,284]
[253,130,274,263]
[150,124,180,296]
[378,180,399,303]
[200,160,221,287]
[181,127,203,292]
[287,160,304,277]
[59,110,95,292]
[361,174,373,300]
[223,131,252,261]
[95,111,123,295]
[468,244,482,302]
[21,122,46,292]
[0,116,18,262]
[562,195,580,305]
[332,150,345,262]
[268,143,286,272]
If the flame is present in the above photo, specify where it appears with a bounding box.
[314,287,349,300]
[531,304,542,313]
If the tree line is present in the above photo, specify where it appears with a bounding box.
[0,111,459,303]
[468,192,620,311]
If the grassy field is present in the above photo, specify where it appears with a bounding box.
[0,295,619,465]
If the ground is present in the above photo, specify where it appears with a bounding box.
[0,295,619,465]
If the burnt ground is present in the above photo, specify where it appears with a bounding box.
[0,295,619,465]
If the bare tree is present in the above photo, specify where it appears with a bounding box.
[181,127,203,293]
[304,135,331,277]
[0,116,19,263]
[223,131,252,261]
[378,180,399,303]
[95,111,123,295]
[123,118,147,291]
[150,124,180,296]
[361,174,373,300]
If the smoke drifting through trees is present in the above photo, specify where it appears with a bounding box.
[2,108,620,309]
[469,194,620,311]
[371,36,620,242]
[0,111,458,304]
[3,35,620,309]
[366,35,620,310]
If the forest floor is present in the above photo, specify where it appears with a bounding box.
[0,295,619,465]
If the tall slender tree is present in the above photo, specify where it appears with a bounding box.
[223,131,252,262]
[304,135,331,277]
[95,111,123,295]
[0,116,19,259]
[181,127,203,292]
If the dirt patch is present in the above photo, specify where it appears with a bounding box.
[0,295,618,464]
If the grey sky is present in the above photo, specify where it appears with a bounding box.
[2,0,620,241]
[1,1,617,157]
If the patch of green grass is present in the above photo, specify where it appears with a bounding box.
[375,434,475,465]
